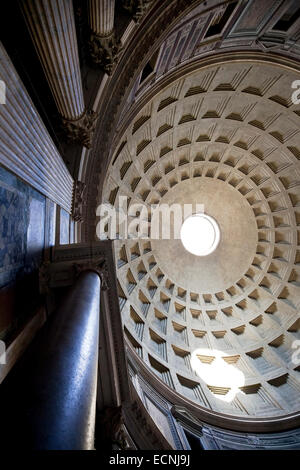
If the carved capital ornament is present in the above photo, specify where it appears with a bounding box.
[61,109,98,148]
[72,180,86,223]
[88,32,123,75]
[122,0,153,22]
[73,258,110,290]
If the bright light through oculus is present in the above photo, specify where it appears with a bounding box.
[180,213,220,256]
[191,348,245,402]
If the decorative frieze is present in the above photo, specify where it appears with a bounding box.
[72,180,86,222]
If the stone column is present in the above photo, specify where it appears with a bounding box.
[0,270,101,450]
[89,0,115,36]
[0,42,73,213]
[22,0,97,148]
[88,0,122,75]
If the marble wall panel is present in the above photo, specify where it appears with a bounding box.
[0,165,46,342]
[59,208,70,245]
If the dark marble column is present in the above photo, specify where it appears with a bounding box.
[0,270,101,450]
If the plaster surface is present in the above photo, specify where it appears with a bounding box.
[151,178,257,293]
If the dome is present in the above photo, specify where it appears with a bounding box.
[2,0,300,452]
[102,61,300,420]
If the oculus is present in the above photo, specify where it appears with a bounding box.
[180,213,220,256]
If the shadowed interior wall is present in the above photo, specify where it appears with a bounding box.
[0,165,47,343]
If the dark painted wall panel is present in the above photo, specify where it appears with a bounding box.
[0,165,46,343]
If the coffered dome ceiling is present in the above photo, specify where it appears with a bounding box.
[101,61,300,420]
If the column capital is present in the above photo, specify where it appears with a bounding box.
[97,406,131,450]
[72,180,86,223]
[73,258,110,290]
[88,32,122,75]
[61,109,98,148]
[122,0,153,22]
